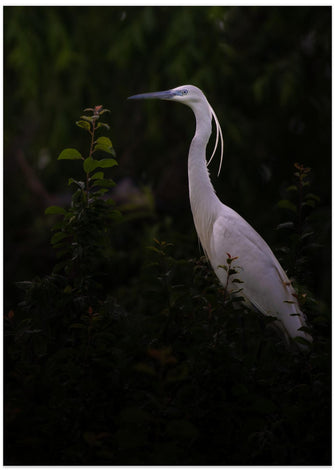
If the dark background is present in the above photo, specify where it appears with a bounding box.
[4,6,331,465]
[5,5,331,309]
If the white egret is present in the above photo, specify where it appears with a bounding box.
[128,85,311,346]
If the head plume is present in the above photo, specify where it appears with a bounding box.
[128,84,224,177]
[207,104,224,177]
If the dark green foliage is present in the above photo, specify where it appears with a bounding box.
[5,239,331,465]
[276,164,320,271]
[4,113,330,465]
[275,163,330,326]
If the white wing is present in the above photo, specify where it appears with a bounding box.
[208,203,310,342]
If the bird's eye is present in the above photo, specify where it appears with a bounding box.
[174,89,188,97]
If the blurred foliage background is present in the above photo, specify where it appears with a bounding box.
[4,5,331,308]
[4,5,331,465]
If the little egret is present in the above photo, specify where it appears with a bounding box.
[128,85,311,346]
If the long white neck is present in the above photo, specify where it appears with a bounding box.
[188,104,221,256]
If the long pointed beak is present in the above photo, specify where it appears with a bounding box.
[128,89,175,101]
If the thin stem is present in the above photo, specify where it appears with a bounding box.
[222,270,230,304]
[88,119,96,159]
[297,172,303,237]
[85,119,97,203]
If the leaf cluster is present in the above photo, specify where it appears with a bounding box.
[275,162,323,290]
[44,107,120,294]
[4,113,331,466]
[5,232,330,465]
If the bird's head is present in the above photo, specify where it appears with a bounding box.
[128,84,204,108]
[128,84,224,176]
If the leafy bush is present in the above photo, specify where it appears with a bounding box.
[4,111,330,465]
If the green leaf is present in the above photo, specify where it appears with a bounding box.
[277,199,297,213]
[303,200,316,208]
[228,268,238,275]
[306,192,320,202]
[218,264,228,271]
[94,137,115,155]
[58,148,83,160]
[95,136,113,147]
[45,205,67,215]
[92,178,115,189]
[96,122,110,131]
[93,188,109,195]
[80,115,93,123]
[68,178,85,189]
[83,156,98,173]
[83,157,116,173]
[90,171,104,180]
[232,287,243,295]
[63,285,73,294]
[94,158,118,169]
[98,108,111,116]
[76,120,91,130]
[94,144,115,155]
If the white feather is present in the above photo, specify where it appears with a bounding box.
[129,84,312,347]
